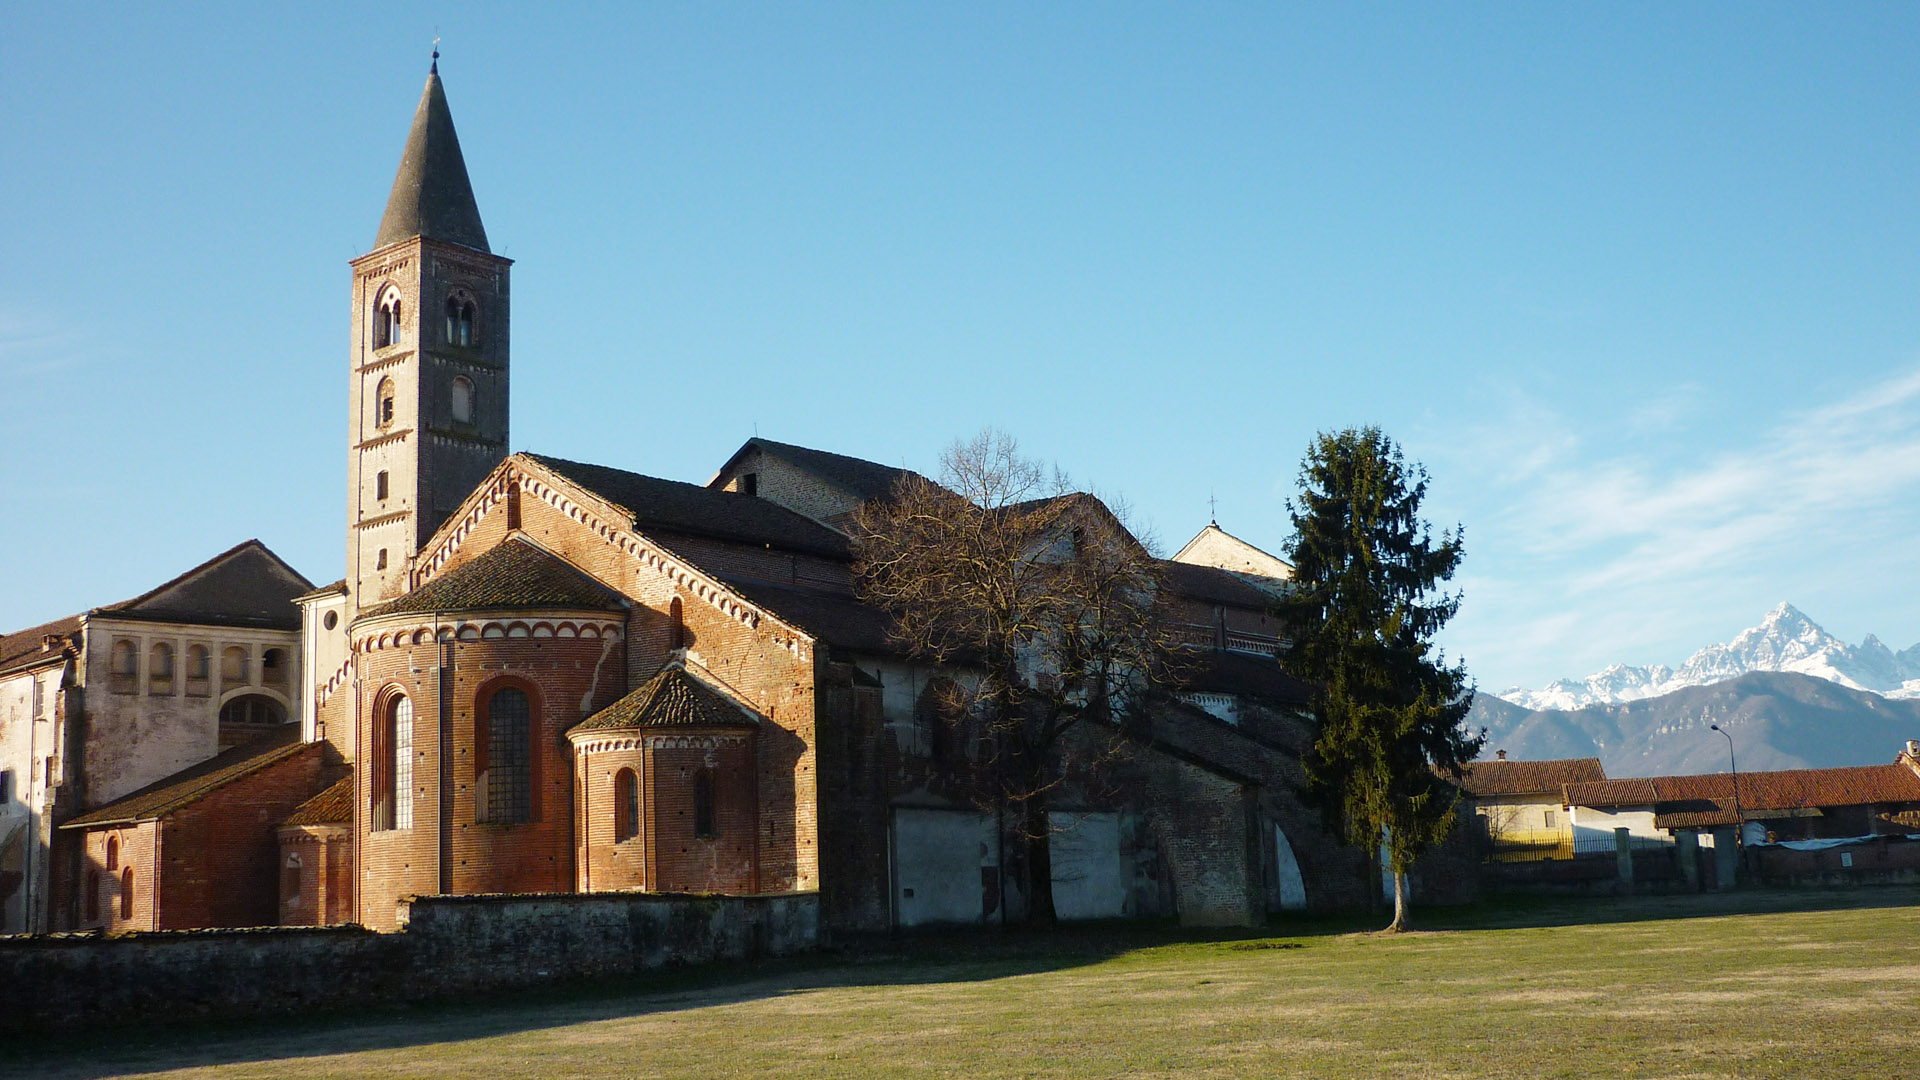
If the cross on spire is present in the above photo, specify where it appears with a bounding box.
[431,33,441,73]
[1209,490,1218,526]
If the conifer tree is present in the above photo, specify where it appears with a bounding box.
[1280,427,1481,932]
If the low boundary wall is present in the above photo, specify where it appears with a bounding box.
[0,891,818,1033]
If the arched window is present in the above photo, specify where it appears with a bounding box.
[376,470,390,501]
[917,676,964,763]
[373,288,403,349]
[375,378,396,428]
[261,648,286,687]
[614,768,639,843]
[119,867,134,921]
[186,644,210,680]
[105,835,119,871]
[148,642,174,693]
[221,646,249,684]
[109,639,138,693]
[669,598,686,650]
[283,852,303,908]
[480,686,532,824]
[693,768,717,839]
[450,376,474,424]
[219,694,286,727]
[373,694,413,832]
[445,292,476,347]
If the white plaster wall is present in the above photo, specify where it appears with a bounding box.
[80,619,300,807]
[299,594,352,756]
[893,807,997,927]
[1568,805,1669,845]
[1172,526,1293,583]
[0,665,60,933]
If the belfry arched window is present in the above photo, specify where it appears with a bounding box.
[373,287,403,349]
[450,376,474,425]
[445,291,477,347]
[376,378,396,428]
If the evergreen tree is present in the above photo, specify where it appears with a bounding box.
[1280,427,1481,932]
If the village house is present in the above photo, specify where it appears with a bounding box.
[1453,752,1606,861]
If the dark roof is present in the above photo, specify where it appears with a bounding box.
[0,541,311,676]
[359,536,626,619]
[281,777,352,826]
[1567,764,1920,826]
[95,539,312,631]
[63,726,307,828]
[716,438,922,502]
[295,579,349,603]
[1158,560,1274,610]
[722,578,897,654]
[1179,649,1313,707]
[0,614,82,677]
[570,663,762,734]
[1455,757,1607,797]
[527,453,851,559]
[373,64,490,253]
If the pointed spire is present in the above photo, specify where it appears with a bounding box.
[373,58,489,253]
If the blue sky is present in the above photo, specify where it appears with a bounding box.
[5,5,1920,692]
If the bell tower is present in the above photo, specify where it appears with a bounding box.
[347,56,512,612]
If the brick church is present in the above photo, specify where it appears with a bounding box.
[0,62,1376,936]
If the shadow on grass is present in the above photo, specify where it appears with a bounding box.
[11,885,1920,1079]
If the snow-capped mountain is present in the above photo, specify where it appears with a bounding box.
[1498,603,1920,711]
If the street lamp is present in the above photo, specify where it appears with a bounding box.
[1710,723,1742,841]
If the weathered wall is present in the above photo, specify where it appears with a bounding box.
[0,890,818,1034]
[0,662,64,934]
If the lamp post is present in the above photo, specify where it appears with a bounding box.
[1710,722,1742,841]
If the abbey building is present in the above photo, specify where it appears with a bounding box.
[0,63,1376,936]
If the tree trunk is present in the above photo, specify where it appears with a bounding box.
[1387,869,1410,932]
[1024,796,1057,927]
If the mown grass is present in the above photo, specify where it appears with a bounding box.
[16,887,1920,1079]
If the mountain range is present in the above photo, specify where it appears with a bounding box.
[1469,605,1920,774]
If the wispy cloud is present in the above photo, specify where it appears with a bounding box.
[1430,365,1920,690]
[0,306,88,378]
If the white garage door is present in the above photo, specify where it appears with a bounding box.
[1048,811,1124,920]
[893,808,997,928]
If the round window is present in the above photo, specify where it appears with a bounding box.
[323,611,339,631]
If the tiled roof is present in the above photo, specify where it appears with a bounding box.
[0,541,311,675]
[294,579,349,603]
[1179,649,1313,707]
[527,454,851,559]
[0,614,83,677]
[63,725,308,828]
[724,438,924,502]
[1567,764,1920,826]
[359,536,626,619]
[722,577,896,654]
[570,662,761,735]
[1159,560,1275,610]
[1456,757,1607,797]
[281,776,352,826]
[95,539,312,631]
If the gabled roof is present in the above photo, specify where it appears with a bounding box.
[281,776,352,827]
[1455,757,1606,797]
[1566,764,1920,826]
[373,62,490,253]
[1158,560,1275,610]
[63,725,308,829]
[570,661,762,735]
[711,438,923,502]
[94,539,312,631]
[1171,522,1294,581]
[526,453,851,559]
[360,535,625,620]
[0,540,311,677]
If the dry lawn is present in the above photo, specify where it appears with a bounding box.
[13,888,1920,1080]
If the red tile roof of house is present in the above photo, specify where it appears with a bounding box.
[1566,763,1920,827]
[62,726,309,829]
[281,776,353,826]
[1455,757,1607,796]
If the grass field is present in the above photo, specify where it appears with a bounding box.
[15,888,1920,1080]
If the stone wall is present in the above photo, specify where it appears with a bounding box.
[0,890,818,1033]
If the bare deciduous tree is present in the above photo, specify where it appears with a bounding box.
[851,430,1179,925]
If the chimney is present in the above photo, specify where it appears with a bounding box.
[1907,740,1920,759]
[1496,749,1507,761]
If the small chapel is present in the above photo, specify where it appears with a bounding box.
[0,61,1381,937]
